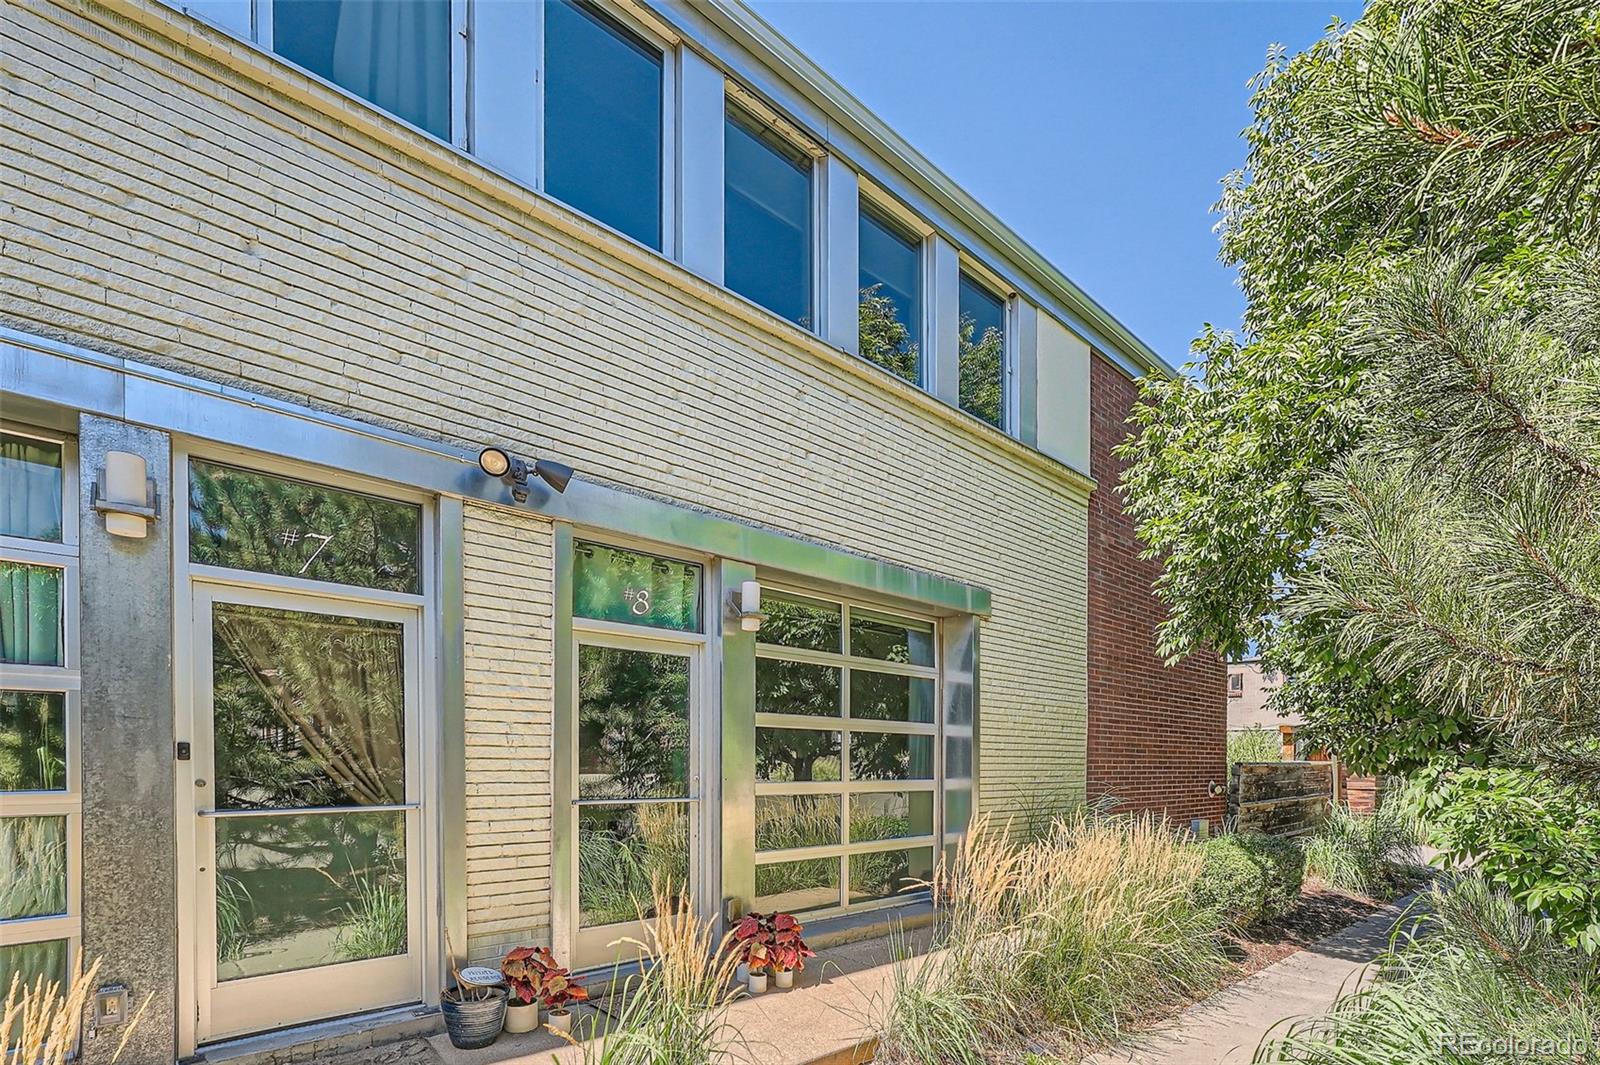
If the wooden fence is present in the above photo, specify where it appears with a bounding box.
[1229,761,1334,836]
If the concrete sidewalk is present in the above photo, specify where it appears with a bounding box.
[1084,894,1421,1065]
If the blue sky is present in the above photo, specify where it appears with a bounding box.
[748,0,1362,369]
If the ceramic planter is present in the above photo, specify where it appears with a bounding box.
[442,987,507,1050]
[546,1008,575,1033]
[774,968,794,989]
[504,999,540,1034]
[747,971,768,995]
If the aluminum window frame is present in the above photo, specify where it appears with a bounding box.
[723,93,823,335]
[0,424,82,972]
[956,265,1017,434]
[856,189,931,390]
[537,0,680,260]
[171,442,442,1055]
[753,586,943,916]
[252,0,469,150]
[559,532,717,969]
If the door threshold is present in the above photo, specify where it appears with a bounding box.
[187,1003,441,1065]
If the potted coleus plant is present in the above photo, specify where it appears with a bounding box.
[536,953,588,1033]
[767,912,815,989]
[732,912,773,994]
[500,947,544,1034]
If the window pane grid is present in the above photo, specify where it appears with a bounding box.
[755,592,943,913]
[0,432,79,966]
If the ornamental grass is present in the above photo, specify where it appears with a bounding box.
[872,812,1229,1063]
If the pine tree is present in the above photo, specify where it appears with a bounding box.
[1298,255,1600,787]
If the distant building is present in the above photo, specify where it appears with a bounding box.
[1227,658,1299,733]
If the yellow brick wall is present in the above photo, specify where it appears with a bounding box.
[1,0,1091,939]
[462,503,556,961]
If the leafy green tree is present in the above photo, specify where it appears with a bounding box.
[1118,0,1600,772]
[1119,0,1600,946]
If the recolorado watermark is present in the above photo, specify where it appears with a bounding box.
[1438,1032,1592,1058]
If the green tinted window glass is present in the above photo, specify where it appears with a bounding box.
[216,810,406,980]
[573,542,701,631]
[212,604,406,810]
[578,645,690,800]
[756,658,840,717]
[756,794,840,852]
[0,691,66,792]
[850,791,934,843]
[578,802,688,928]
[0,815,68,919]
[756,728,840,783]
[0,433,63,542]
[849,610,935,667]
[188,460,421,594]
[849,846,932,904]
[850,671,934,724]
[0,563,63,667]
[758,593,841,652]
[850,732,934,782]
[755,856,839,913]
[946,788,973,835]
[1,939,68,1047]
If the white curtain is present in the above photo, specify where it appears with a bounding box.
[328,0,450,138]
[0,436,62,541]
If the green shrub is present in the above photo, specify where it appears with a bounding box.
[1255,875,1600,1063]
[1227,727,1283,765]
[1195,834,1305,925]
[1301,801,1421,899]
[1415,764,1600,952]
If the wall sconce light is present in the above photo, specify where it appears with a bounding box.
[478,446,575,502]
[92,451,159,539]
[728,579,767,632]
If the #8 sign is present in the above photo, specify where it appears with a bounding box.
[573,541,702,632]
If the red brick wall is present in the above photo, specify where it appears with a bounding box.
[1087,353,1227,825]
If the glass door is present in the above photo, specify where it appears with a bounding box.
[191,583,423,1041]
[571,635,698,968]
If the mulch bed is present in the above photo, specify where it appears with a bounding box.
[1222,885,1389,978]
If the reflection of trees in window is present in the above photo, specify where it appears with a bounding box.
[578,646,689,799]
[851,732,933,781]
[212,604,406,810]
[760,595,841,653]
[958,313,1005,428]
[849,671,933,723]
[756,728,840,783]
[756,659,838,717]
[0,691,65,791]
[189,461,420,594]
[573,543,700,632]
[577,803,687,926]
[858,284,919,383]
[215,810,406,979]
